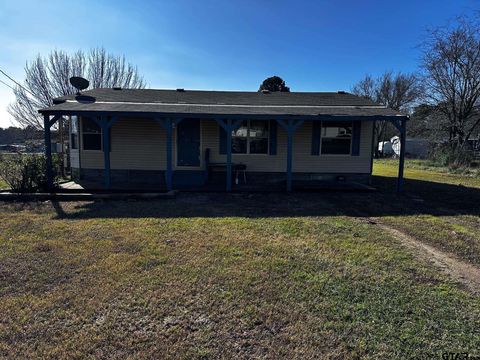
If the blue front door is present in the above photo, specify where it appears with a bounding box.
[177,119,200,166]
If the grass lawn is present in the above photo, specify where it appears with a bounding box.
[0,160,479,358]
[374,158,480,188]
[373,159,480,266]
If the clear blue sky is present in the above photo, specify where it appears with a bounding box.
[0,0,477,127]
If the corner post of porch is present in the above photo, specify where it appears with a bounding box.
[98,115,118,190]
[165,118,174,191]
[101,117,111,190]
[286,127,294,191]
[397,117,407,193]
[226,119,233,192]
[43,114,54,190]
[277,119,303,192]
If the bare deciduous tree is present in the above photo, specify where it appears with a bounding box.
[421,16,480,149]
[351,74,376,101]
[375,72,422,113]
[8,47,146,129]
[351,71,422,156]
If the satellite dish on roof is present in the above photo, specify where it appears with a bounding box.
[70,76,89,95]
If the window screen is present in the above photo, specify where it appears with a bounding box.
[231,120,269,154]
[82,118,102,151]
[320,121,352,155]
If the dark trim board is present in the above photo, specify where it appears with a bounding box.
[369,119,376,176]
[40,110,407,123]
[80,169,167,189]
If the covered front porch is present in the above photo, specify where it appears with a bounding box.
[42,112,407,193]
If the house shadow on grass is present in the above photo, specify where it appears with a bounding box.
[49,176,480,220]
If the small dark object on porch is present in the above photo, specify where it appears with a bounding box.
[204,148,248,185]
[235,163,247,185]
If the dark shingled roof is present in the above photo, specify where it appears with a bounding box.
[39,88,406,119]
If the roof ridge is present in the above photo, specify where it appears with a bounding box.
[85,88,353,95]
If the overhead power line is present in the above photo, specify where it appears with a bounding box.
[0,78,16,91]
[0,68,35,97]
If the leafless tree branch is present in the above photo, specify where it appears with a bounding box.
[351,71,423,156]
[420,16,480,147]
[8,47,146,129]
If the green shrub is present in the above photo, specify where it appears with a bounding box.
[430,144,474,170]
[0,153,60,192]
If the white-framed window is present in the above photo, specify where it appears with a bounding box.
[82,118,102,151]
[320,121,352,155]
[232,120,269,154]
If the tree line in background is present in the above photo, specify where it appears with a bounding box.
[0,126,43,145]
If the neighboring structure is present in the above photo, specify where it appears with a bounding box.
[390,137,429,158]
[466,138,480,159]
[377,141,394,156]
[39,88,408,192]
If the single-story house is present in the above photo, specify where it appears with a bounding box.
[39,88,408,192]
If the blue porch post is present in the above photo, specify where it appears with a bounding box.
[215,119,243,191]
[226,119,233,192]
[102,122,111,189]
[397,117,407,193]
[277,119,304,192]
[94,116,118,190]
[43,115,53,190]
[154,117,180,191]
[43,114,60,190]
[165,118,173,191]
[286,129,293,191]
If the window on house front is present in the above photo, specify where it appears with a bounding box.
[82,118,102,150]
[232,120,269,154]
[320,121,352,155]
[70,116,79,150]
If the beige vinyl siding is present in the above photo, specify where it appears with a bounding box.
[80,118,167,170]
[80,151,103,169]
[70,150,80,168]
[110,118,166,170]
[80,118,374,174]
[293,120,373,173]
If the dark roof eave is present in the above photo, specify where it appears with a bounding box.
[38,109,408,122]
